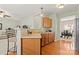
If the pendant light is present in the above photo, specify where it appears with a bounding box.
[40,7,44,17]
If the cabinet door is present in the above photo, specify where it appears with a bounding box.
[41,34,45,46]
[41,33,49,46]
[49,33,55,43]
[41,33,55,47]
[42,17,48,28]
[22,39,40,55]
[42,17,52,28]
[48,19,52,28]
[44,34,49,44]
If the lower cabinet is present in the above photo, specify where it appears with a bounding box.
[21,38,40,55]
[49,33,55,43]
[41,32,55,46]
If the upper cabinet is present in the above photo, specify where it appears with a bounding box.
[42,16,52,28]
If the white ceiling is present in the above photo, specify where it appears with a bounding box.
[0,4,79,20]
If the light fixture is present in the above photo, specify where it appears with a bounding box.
[40,7,44,17]
[0,8,11,18]
[34,7,46,17]
[40,14,43,17]
[56,4,64,8]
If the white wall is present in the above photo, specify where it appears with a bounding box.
[20,16,43,29]
[20,17,33,28]
[0,39,8,55]
[0,18,18,30]
[49,14,61,40]
[33,16,42,29]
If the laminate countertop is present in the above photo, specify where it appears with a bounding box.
[21,34,41,39]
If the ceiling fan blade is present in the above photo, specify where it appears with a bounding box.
[34,14,40,16]
[3,15,11,17]
[33,11,42,16]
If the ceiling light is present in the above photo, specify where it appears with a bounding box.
[56,4,64,8]
[40,14,43,16]
[34,7,46,17]
[40,7,44,17]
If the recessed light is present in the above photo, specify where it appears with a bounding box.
[56,4,64,8]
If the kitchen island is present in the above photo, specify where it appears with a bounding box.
[21,34,41,55]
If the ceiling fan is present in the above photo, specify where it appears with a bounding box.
[0,10,11,18]
[34,7,47,17]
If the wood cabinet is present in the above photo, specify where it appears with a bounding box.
[49,33,55,43]
[42,16,52,28]
[41,33,49,46]
[21,38,40,55]
[41,32,55,46]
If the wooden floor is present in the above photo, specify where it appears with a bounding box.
[7,51,16,55]
[42,40,79,55]
[8,40,79,55]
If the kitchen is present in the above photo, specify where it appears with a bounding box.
[0,4,79,55]
[20,16,54,55]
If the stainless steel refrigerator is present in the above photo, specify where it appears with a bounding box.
[75,18,79,51]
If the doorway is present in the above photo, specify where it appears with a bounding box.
[60,16,75,41]
[60,16,75,51]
